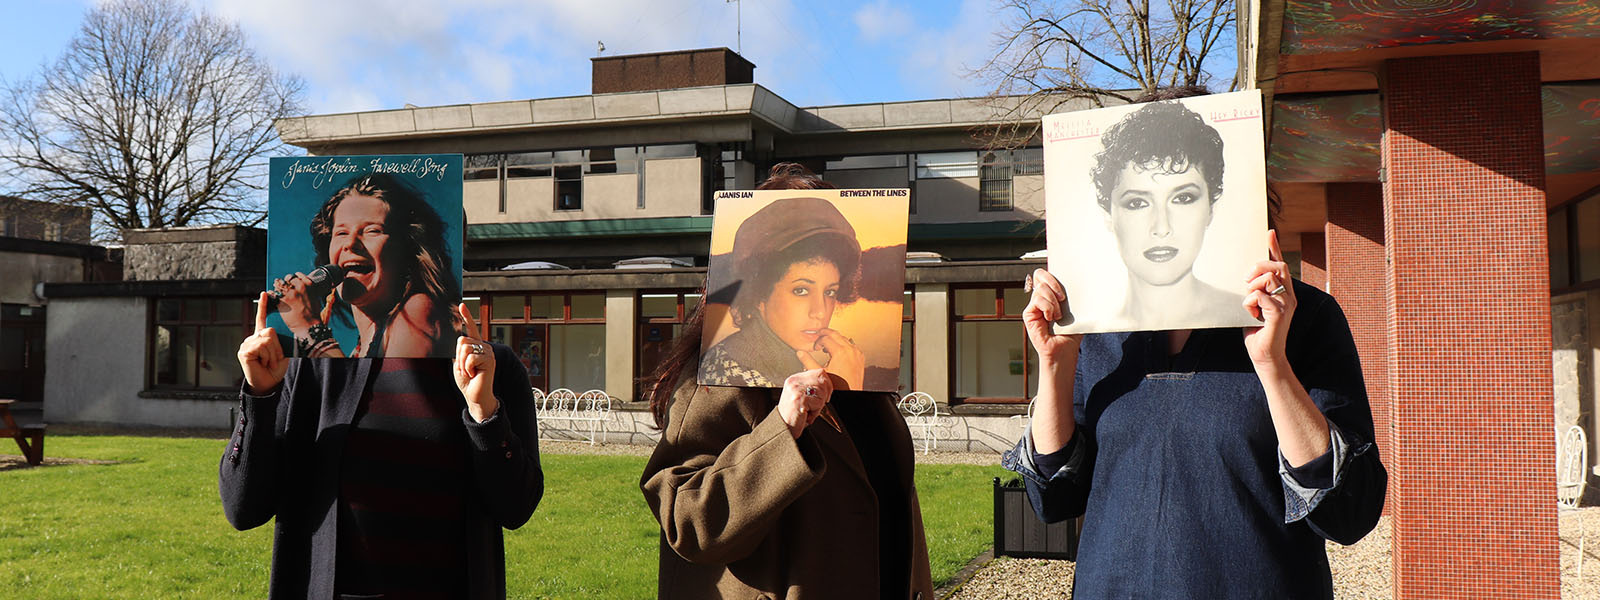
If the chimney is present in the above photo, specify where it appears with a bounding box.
[591,48,755,94]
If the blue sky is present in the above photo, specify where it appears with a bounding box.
[2,0,1044,115]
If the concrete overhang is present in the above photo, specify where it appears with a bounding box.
[276,84,1075,150]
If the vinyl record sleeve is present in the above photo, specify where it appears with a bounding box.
[699,189,910,392]
[1043,90,1267,334]
[266,154,464,358]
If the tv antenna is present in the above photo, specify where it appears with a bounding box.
[727,0,741,54]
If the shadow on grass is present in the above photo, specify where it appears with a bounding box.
[0,455,123,472]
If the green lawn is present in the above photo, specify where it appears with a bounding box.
[0,436,1005,599]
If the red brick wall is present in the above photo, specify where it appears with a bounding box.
[1300,231,1327,290]
[1323,183,1389,516]
[1381,52,1558,599]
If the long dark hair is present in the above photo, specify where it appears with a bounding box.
[643,163,836,429]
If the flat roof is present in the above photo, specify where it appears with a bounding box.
[276,84,1102,146]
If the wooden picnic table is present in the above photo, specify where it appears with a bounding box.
[0,399,45,466]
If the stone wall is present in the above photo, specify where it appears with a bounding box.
[1552,294,1589,430]
[122,226,266,281]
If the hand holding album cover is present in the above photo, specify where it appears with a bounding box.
[699,189,910,392]
[266,155,464,358]
[1043,90,1268,334]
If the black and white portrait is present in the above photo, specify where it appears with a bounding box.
[1043,90,1266,334]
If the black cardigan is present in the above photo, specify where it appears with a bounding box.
[219,342,544,600]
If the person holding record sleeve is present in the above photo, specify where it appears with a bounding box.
[639,163,934,600]
[1002,88,1387,599]
[221,299,542,599]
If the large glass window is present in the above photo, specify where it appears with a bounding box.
[951,286,1034,403]
[636,290,703,396]
[486,293,606,393]
[150,297,250,390]
[1550,190,1600,291]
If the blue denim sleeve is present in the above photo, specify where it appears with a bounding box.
[1001,426,1094,524]
[1278,420,1348,523]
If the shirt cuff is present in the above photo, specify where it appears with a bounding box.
[1279,420,1349,523]
[1002,426,1087,485]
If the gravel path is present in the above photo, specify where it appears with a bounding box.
[946,509,1600,599]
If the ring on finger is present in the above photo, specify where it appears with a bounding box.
[804,385,819,398]
[467,343,485,355]
[1023,274,1033,293]
[1268,284,1287,296]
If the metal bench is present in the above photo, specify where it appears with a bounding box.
[533,388,612,445]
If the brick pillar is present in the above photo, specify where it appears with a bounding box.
[1300,232,1327,290]
[1382,52,1557,599]
[1323,183,1388,510]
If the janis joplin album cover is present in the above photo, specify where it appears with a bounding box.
[699,190,910,392]
[266,154,464,358]
[1043,89,1267,334]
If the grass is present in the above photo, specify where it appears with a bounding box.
[0,435,1006,599]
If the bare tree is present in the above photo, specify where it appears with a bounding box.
[976,0,1236,146]
[0,0,303,240]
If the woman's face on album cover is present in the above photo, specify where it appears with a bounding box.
[758,258,841,352]
[328,193,398,307]
[1107,162,1214,286]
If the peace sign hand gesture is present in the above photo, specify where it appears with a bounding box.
[454,304,499,423]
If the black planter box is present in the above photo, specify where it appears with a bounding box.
[993,477,1081,560]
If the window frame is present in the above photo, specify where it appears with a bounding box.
[947,284,1034,404]
[1550,185,1600,294]
[146,296,252,392]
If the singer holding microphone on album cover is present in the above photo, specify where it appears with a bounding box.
[271,172,458,358]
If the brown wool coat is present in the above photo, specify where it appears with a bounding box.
[641,380,935,600]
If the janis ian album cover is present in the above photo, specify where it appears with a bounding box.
[266,154,464,358]
[1043,89,1267,334]
[699,189,910,392]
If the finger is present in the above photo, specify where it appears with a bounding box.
[1033,269,1066,301]
[1242,290,1265,321]
[813,329,856,354]
[255,292,271,330]
[458,304,481,340]
[1245,271,1277,293]
[1267,229,1284,263]
[796,350,824,371]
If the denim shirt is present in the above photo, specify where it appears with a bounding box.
[1002,280,1387,599]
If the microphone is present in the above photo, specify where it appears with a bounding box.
[267,264,347,307]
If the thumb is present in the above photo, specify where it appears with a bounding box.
[796,350,823,371]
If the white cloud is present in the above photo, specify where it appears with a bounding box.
[853,0,913,43]
[194,0,852,114]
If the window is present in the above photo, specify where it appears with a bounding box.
[486,293,606,392]
[464,154,504,180]
[950,286,1035,403]
[636,290,703,396]
[0,213,14,237]
[43,222,62,242]
[915,151,979,179]
[1550,190,1600,291]
[554,165,583,211]
[826,154,908,171]
[150,297,250,390]
[979,151,1014,211]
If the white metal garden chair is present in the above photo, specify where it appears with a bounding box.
[898,392,953,455]
[1556,425,1587,576]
